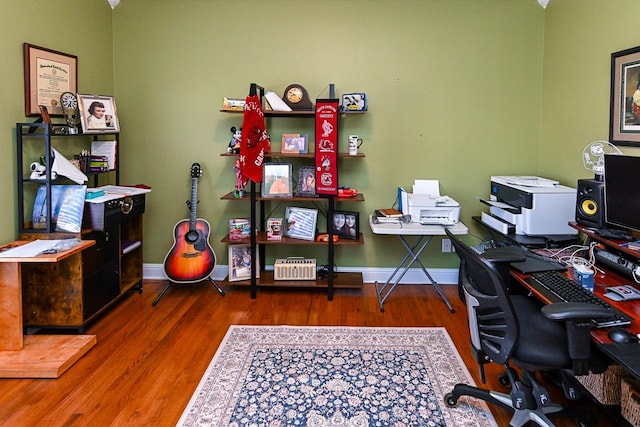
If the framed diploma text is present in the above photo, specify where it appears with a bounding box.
[23,43,78,117]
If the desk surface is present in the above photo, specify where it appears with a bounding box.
[512,267,640,378]
[369,216,468,236]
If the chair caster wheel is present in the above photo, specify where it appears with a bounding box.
[498,373,511,387]
[444,392,459,407]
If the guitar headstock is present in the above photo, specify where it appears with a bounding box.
[191,162,202,178]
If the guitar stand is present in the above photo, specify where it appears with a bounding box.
[152,277,225,307]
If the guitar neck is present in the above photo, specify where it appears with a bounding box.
[189,177,198,230]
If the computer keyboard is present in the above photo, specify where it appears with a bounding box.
[525,270,632,328]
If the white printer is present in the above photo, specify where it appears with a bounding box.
[480,176,577,236]
[399,180,460,225]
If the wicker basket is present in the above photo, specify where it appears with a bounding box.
[621,377,640,426]
[576,364,625,405]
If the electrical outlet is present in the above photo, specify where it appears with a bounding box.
[442,238,452,253]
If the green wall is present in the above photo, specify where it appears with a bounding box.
[112,0,545,268]
[0,0,114,241]
[2,0,640,271]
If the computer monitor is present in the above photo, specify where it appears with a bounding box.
[604,154,640,232]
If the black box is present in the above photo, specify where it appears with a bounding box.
[83,194,146,231]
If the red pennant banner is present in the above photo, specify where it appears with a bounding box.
[239,94,270,183]
[315,99,339,195]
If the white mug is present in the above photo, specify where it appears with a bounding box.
[348,135,363,155]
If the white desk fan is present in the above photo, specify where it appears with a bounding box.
[576,141,622,228]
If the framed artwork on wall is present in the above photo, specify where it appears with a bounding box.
[77,94,120,133]
[610,45,640,146]
[23,43,78,117]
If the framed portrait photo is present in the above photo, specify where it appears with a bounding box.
[285,207,318,241]
[261,163,293,198]
[228,244,260,282]
[281,133,308,154]
[332,210,359,240]
[77,94,120,133]
[296,166,317,197]
[610,45,640,146]
[23,43,78,117]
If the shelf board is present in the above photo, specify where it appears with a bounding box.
[220,152,365,158]
[226,270,363,289]
[220,191,365,202]
[222,232,364,245]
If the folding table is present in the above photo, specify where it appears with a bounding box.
[369,215,468,312]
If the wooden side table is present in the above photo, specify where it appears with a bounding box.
[0,240,97,378]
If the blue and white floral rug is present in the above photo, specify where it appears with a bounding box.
[177,326,497,427]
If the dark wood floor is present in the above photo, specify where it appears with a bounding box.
[0,281,618,426]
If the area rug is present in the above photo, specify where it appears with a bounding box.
[177,326,497,427]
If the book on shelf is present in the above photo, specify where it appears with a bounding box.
[375,208,402,218]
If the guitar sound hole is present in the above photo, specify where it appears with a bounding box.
[185,230,199,243]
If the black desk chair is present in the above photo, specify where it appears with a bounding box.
[443,228,614,427]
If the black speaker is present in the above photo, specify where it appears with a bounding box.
[576,179,605,228]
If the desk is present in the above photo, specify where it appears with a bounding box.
[0,240,97,378]
[369,216,468,312]
[512,267,640,379]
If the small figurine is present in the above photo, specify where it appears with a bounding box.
[228,126,242,154]
[233,158,247,198]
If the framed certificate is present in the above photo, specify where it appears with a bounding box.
[23,43,78,117]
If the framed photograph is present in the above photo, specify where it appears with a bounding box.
[228,244,260,282]
[23,43,78,117]
[281,133,308,154]
[296,166,317,197]
[610,45,640,146]
[261,163,293,198]
[285,207,318,241]
[332,210,359,240]
[77,94,120,133]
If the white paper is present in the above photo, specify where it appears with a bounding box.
[91,140,117,170]
[0,239,80,258]
[51,148,88,184]
[413,179,440,196]
[101,185,152,195]
[264,91,292,112]
[503,176,558,188]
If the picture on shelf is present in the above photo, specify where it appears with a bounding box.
[296,166,317,197]
[332,210,359,240]
[281,133,308,154]
[77,94,120,133]
[285,207,318,241]
[228,244,259,282]
[261,163,293,198]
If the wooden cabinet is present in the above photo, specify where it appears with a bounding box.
[220,84,365,299]
[16,122,144,333]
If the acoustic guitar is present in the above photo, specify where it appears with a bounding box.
[163,163,216,283]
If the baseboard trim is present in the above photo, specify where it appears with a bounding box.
[143,264,459,285]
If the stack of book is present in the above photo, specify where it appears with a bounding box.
[374,208,403,223]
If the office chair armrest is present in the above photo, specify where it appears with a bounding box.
[481,248,526,264]
[541,302,614,321]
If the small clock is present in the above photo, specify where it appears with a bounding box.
[282,84,314,110]
[60,92,80,134]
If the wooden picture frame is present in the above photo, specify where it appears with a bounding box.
[332,210,359,240]
[228,244,259,282]
[610,45,640,146]
[23,43,78,117]
[281,133,308,154]
[261,163,293,198]
[296,166,317,197]
[77,94,120,133]
[285,207,318,241]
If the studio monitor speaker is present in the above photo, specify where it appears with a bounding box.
[576,179,605,229]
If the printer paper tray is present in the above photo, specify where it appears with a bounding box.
[481,212,515,234]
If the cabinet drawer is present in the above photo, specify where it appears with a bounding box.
[83,227,119,273]
[83,261,119,319]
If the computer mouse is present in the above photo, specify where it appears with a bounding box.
[608,327,639,343]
